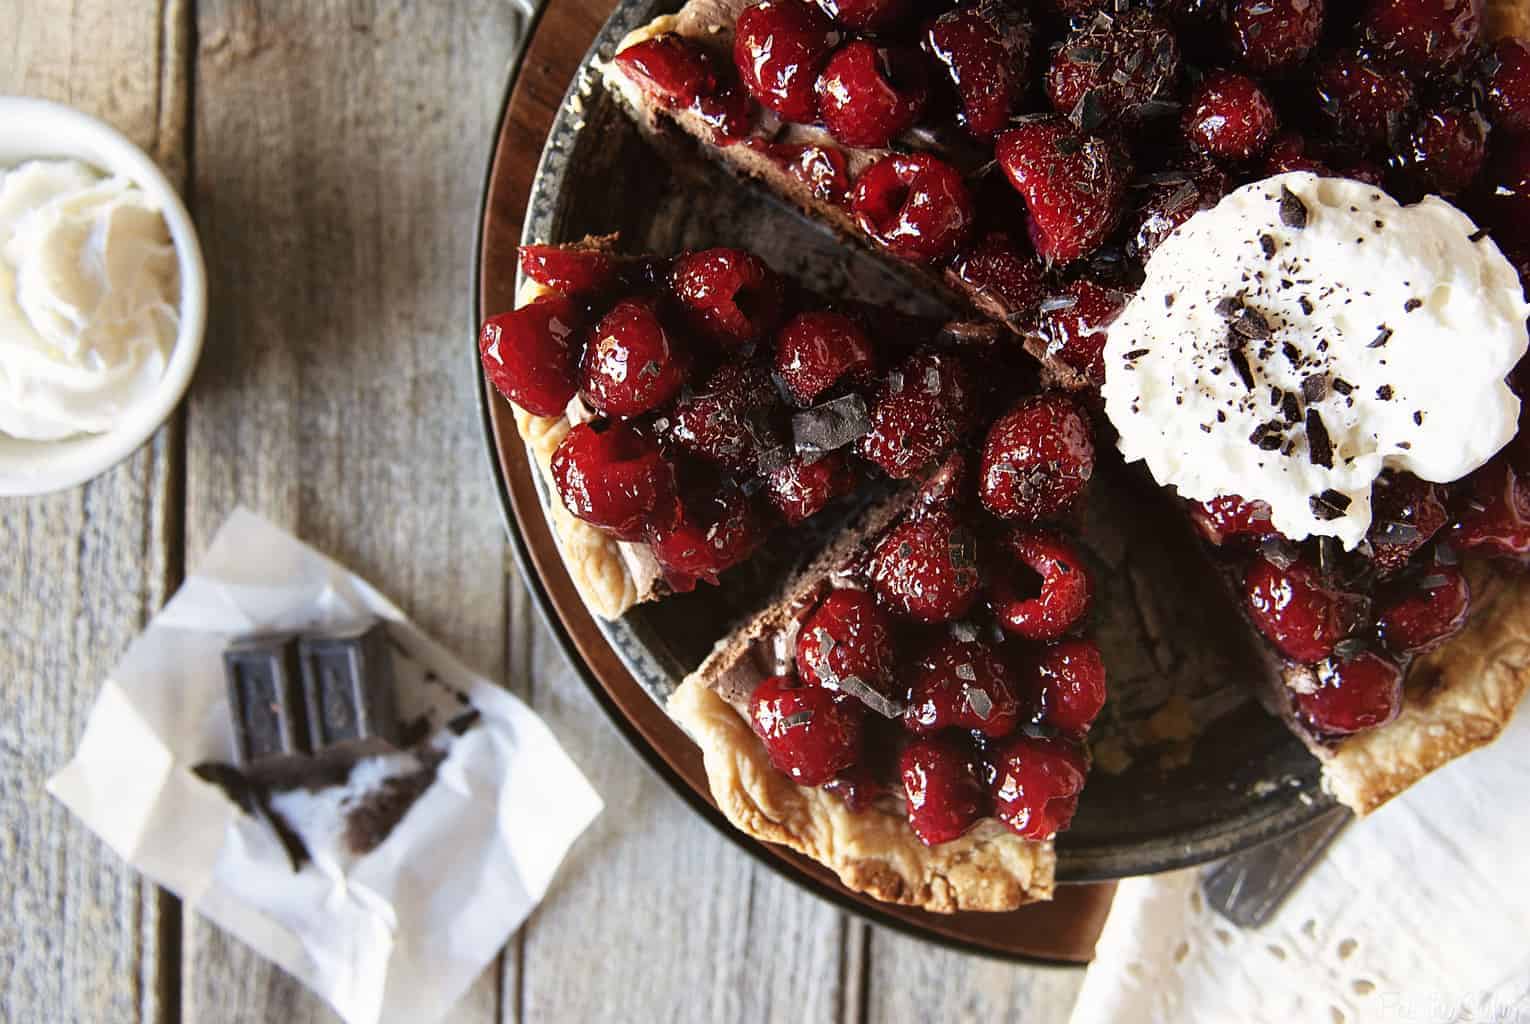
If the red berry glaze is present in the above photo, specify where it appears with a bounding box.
[1294,651,1404,736]
[850,153,975,264]
[868,509,982,622]
[648,482,770,590]
[988,735,1088,841]
[1262,132,1332,176]
[733,0,841,122]
[1038,278,1127,385]
[1026,638,1108,736]
[518,245,617,296]
[1045,9,1181,126]
[995,118,1129,264]
[904,636,1023,737]
[979,394,1095,522]
[900,734,988,846]
[774,311,878,406]
[580,296,689,418]
[988,527,1092,641]
[1398,107,1488,195]
[1129,163,1229,261]
[766,451,857,524]
[666,363,787,476]
[949,231,1046,322]
[796,588,900,697]
[692,84,757,146]
[1314,53,1416,147]
[772,143,853,205]
[923,0,1034,139]
[670,248,787,349]
[1451,455,1530,559]
[1368,471,1448,576]
[1360,0,1482,71]
[1244,556,1359,663]
[615,33,719,107]
[1476,134,1530,242]
[750,675,864,785]
[479,295,583,418]
[1228,0,1325,72]
[815,0,909,30]
[1376,563,1470,655]
[1184,72,1278,161]
[1486,37,1530,135]
[1190,494,1275,545]
[856,350,974,479]
[816,42,929,148]
[551,421,673,541]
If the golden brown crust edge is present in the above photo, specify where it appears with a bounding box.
[1322,563,1530,814]
[669,677,1056,913]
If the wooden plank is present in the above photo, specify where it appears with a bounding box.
[182,1,521,1019]
[0,3,189,1022]
[863,927,1086,1023]
[512,606,860,1023]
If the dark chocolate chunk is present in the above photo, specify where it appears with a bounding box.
[1305,408,1333,468]
[1301,374,1329,403]
[1230,307,1272,341]
[1279,186,1308,229]
[1123,348,1151,360]
[1230,344,1255,390]
[1404,298,1422,312]
[791,394,871,454]
[838,674,903,719]
[1280,390,1301,424]
[345,759,440,856]
[298,621,402,754]
[1368,327,1392,348]
[1309,489,1351,520]
[1215,295,1243,318]
[1250,420,1285,450]
[224,635,310,766]
[1298,296,1314,315]
[1376,385,1393,400]
[1332,378,1354,396]
[966,688,994,720]
[1469,227,1488,243]
[1259,234,1277,258]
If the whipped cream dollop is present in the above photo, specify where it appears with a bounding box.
[1102,172,1530,548]
[0,159,180,440]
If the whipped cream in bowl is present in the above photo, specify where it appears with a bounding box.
[0,97,205,496]
[1102,172,1530,549]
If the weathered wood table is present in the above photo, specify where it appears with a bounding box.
[1,3,1085,1020]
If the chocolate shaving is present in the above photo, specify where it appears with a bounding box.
[1376,384,1393,400]
[1298,296,1314,315]
[1332,378,1354,396]
[1259,535,1299,569]
[1123,348,1150,360]
[954,662,977,682]
[1230,307,1272,341]
[791,394,871,453]
[1404,298,1422,312]
[781,709,815,729]
[1280,390,1301,424]
[838,674,903,719]
[1259,234,1277,258]
[1230,344,1255,390]
[966,688,994,720]
[1279,185,1308,229]
[1368,327,1393,348]
[1332,637,1367,663]
[1376,520,1421,543]
[1309,489,1351,520]
[1415,572,1450,590]
[1215,295,1243,318]
[949,620,979,642]
[1305,408,1333,468]
[1301,374,1328,403]
[1250,420,1285,450]
[1469,227,1488,243]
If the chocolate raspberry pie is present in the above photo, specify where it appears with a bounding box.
[483,0,1530,911]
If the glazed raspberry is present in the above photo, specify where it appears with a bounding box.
[693,85,757,146]
[900,735,988,846]
[615,34,718,107]
[978,394,1095,522]
[1487,38,1530,135]
[904,636,1023,737]
[766,451,857,524]
[1128,163,1229,261]
[1336,157,1389,186]
[796,588,899,697]
[1294,651,1404,736]
[1184,72,1278,161]
[1045,9,1181,127]
[666,363,788,476]
[868,509,982,622]
[734,0,841,122]
[856,350,974,479]
[1228,0,1325,72]
[1313,54,1416,148]
[987,735,1087,841]
[1400,109,1488,195]
[670,248,787,349]
[647,482,769,590]
[1026,638,1108,736]
[772,143,853,205]
[1038,278,1127,385]
[1360,0,1482,71]
[1190,494,1275,545]
[948,232,1046,322]
[815,0,909,30]
[1451,456,1530,559]
[551,421,673,541]
[850,154,975,264]
[1475,135,1530,242]
[816,42,929,148]
[750,675,864,785]
[1376,563,1470,655]
[823,762,885,811]
[995,118,1129,264]
[479,295,583,417]
[923,0,1034,139]
[1244,556,1363,663]
[987,527,1092,641]
[580,296,688,418]
[518,245,617,296]
[1263,133,1332,176]
[1368,471,1448,575]
[774,311,878,406]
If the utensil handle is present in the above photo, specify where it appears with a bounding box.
[1202,805,1353,929]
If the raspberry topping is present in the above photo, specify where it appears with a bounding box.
[750,674,864,785]
[1244,556,1362,664]
[814,0,909,30]
[948,231,1046,322]
[1313,53,1416,147]
[987,735,1088,841]
[692,84,757,146]
[1294,651,1404,736]
[1368,471,1448,576]
[978,394,1095,522]
[923,0,1034,139]
[1045,9,1181,127]
[850,153,975,264]
[479,295,584,418]
[1450,456,1530,559]
[580,296,689,418]
[733,0,841,122]
[868,508,982,622]
[987,527,1093,641]
[1376,563,1470,655]
[816,42,929,148]
[856,350,975,479]
[1486,37,1530,135]
[1262,132,1332,176]
[900,734,988,846]
[1128,162,1229,262]
[1038,278,1127,385]
[1228,0,1325,72]
[551,421,674,541]
[647,481,770,590]
[904,636,1023,737]
[766,450,857,524]
[795,587,900,699]
[615,34,719,107]
[670,248,787,348]
[774,311,878,405]
[995,118,1129,264]
[1398,107,1489,195]
[1476,134,1530,242]
[1026,638,1108,736]
[1183,72,1278,162]
[1190,494,1275,545]
[518,245,617,296]
[1360,0,1482,71]
[772,143,853,205]
[665,363,788,476]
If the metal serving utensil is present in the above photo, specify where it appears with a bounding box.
[1202,805,1354,928]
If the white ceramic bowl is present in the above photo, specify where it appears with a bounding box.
[0,96,206,497]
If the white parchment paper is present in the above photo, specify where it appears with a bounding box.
[48,508,602,1024]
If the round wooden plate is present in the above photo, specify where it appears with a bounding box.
[475,0,1331,962]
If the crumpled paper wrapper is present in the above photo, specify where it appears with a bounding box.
[48,508,603,1024]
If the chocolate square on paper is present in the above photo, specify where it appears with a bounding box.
[223,635,310,765]
[297,621,402,754]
